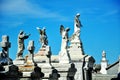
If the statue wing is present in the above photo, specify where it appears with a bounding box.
[40,29,43,35]
[60,25,65,35]
[43,28,46,35]
[66,27,70,32]
[37,27,42,35]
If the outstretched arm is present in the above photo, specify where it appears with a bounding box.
[24,33,31,39]
[36,27,40,30]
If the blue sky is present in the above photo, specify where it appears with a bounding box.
[0,0,120,64]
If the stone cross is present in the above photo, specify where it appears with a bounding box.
[0,35,12,65]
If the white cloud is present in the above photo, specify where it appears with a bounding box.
[1,0,69,21]
[101,10,119,17]
[0,21,23,28]
[93,9,119,23]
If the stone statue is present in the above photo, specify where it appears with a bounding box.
[59,25,71,63]
[102,50,106,58]
[36,27,48,47]
[31,63,44,80]
[17,30,30,59]
[6,65,22,80]
[70,13,82,42]
[67,63,77,80]
[101,50,107,61]
[49,68,60,80]
[0,35,12,65]
[60,25,70,52]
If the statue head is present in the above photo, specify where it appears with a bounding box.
[20,30,24,35]
[52,69,58,73]
[43,27,46,30]
[34,66,41,72]
[102,50,106,57]
[76,13,80,17]
[71,63,75,68]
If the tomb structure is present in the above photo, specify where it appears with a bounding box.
[0,13,95,80]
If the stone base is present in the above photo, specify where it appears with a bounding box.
[34,55,49,63]
[34,46,51,63]
[13,59,25,65]
[37,63,52,69]
[19,65,34,72]
[16,55,25,60]
[68,41,85,61]
[24,60,34,66]
[59,51,70,63]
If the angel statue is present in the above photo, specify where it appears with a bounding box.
[59,25,71,63]
[36,27,48,47]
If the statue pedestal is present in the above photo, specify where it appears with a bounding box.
[24,53,34,66]
[13,59,25,65]
[34,46,52,67]
[68,40,85,62]
[59,51,70,63]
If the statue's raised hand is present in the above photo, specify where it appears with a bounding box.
[36,27,40,30]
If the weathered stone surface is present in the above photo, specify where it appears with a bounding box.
[34,46,51,63]
[92,74,117,80]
